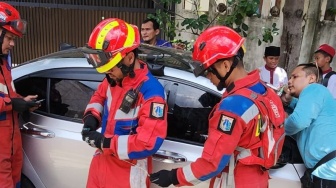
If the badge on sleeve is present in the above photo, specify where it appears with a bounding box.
[150,102,165,119]
[217,114,236,135]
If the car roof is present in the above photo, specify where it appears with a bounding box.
[12,44,222,94]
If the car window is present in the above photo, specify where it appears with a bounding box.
[50,79,98,119]
[15,77,99,121]
[159,79,220,145]
[15,77,48,113]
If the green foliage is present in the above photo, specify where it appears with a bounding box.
[149,0,210,40]
[326,7,336,14]
[218,0,260,37]
[257,23,280,46]
[148,8,178,39]
[181,14,210,31]
[149,0,280,49]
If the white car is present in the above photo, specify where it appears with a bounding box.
[12,44,305,188]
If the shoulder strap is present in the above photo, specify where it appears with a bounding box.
[322,71,336,87]
[313,150,336,171]
[231,85,284,127]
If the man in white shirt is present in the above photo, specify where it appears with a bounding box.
[314,44,336,98]
[259,46,288,89]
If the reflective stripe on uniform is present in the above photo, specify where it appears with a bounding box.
[182,164,201,185]
[106,88,112,110]
[240,104,259,124]
[85,103,103,113]
[114,107,140,120]
[0,83,8,94]
[130,159,148,188]
[118,135,129,159]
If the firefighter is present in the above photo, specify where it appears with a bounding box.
[80,18,167,188]
[150,26,285,188]
[0,2,39,187]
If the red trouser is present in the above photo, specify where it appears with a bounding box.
[0,123,22,188]
[87,150,151,188]
[210,163,269,188]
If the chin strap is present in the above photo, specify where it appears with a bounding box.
[105,58,137,87]
[213,56,240,91]
[105,74,117,87]
[119,59,136,78]
[0,29,7,61]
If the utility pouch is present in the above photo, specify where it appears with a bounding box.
[300,168,313,188]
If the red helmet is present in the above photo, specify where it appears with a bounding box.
[0,2,27,37]
[82,18,140,73]
[192,26,245,70]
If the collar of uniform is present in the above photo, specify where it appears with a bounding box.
[323,67,332,74]
[121,60,147,88]
[224,70,260,95]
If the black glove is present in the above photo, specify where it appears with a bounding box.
[150,169,179,187]
[82,131,104,149]
[82,113,99,132]
[11,98,38,113]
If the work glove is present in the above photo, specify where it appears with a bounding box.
[150,169,179,187]
[11,98,39,113]
[82,113,99,132]
[82,131,104,149]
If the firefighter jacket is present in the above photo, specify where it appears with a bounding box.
[175,70,270,188]
[85,61,167,188]
[0,58,22,187]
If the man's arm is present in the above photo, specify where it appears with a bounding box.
[285,85,322,135]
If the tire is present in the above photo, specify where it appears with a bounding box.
[21,174,35,188]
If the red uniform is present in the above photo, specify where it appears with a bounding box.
[85,62,167,188]
[175,70,269,188]
[0,59,22,187]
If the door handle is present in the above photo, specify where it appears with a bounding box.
[153,150,187,163]
[20,122,55,138]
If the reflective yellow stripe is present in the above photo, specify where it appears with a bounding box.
[124,23,135,47]
[96,53,122,73]
[95,21,119,49]
[255,114,261,137]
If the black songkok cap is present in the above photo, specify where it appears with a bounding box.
[264,46,280,56]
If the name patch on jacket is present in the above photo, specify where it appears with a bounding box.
[150,102,165,119]
[217,114,236,135]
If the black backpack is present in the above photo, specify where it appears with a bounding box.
[322,71,336,87]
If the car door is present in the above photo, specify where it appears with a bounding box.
[152,77,221,188]
[269,136,305,188]
[15,68,104,188]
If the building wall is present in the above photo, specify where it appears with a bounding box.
[175,0,336,72]
[5,1,155,64]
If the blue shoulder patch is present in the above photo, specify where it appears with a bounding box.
[140,72,165,100]
[219,95,254,116]
[219,82,266,116]
[248,82,266,94]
